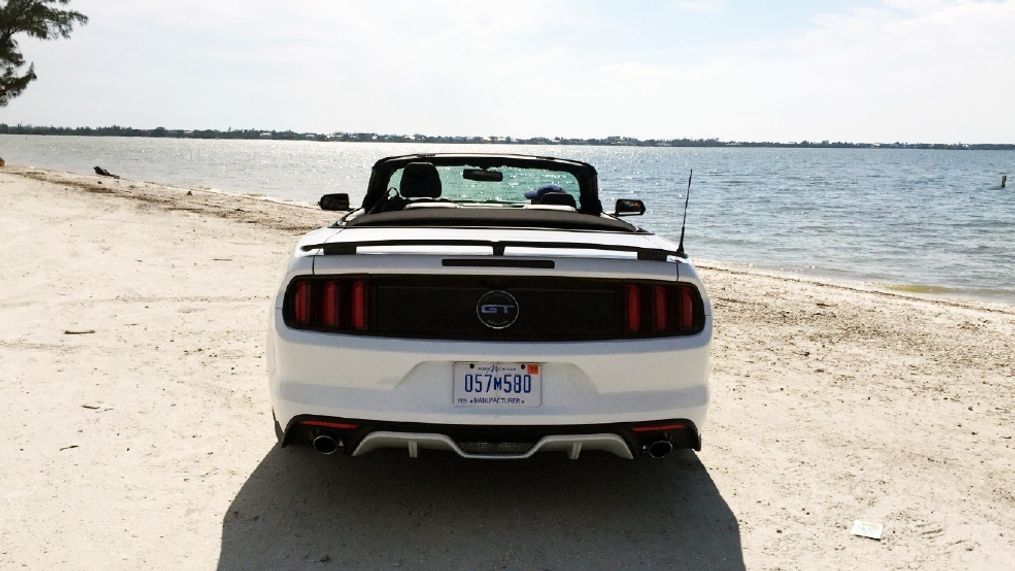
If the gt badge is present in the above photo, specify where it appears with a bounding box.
[476,290,519,330]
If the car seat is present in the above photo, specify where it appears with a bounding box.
[400,162,442,199]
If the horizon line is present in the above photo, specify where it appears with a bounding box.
[2,123,1014,150]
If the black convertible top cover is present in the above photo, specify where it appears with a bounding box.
[344,208,640,232]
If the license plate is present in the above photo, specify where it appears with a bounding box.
[453,362,542,407]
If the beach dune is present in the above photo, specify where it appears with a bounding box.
[0,167,1012,569]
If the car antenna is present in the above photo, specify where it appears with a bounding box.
[675,169,692,259]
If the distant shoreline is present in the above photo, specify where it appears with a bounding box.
[2,126,1013,151]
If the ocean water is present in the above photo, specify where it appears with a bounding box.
[2,135,1013,304]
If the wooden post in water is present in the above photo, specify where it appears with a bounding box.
[1003,175,1007,188]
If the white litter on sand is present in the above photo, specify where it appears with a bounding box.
[851,520,884,540]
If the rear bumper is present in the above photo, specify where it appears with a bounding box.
[268,311,711,427]
[277,414,701,460]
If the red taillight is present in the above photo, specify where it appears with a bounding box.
[624,282,701,336]
[285,277,369,332]
[625,285,641,333]
[630,422,687,433]
[677,284,694,332]
[351,279,367,331]
[292,280,311,325]
[653,285,667,332]
[299,420,359,430]
[322,281,340,328]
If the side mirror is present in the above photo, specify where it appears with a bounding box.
[319,193,350,211]
[614,198,645,217]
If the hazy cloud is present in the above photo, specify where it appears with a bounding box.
[3,0,1012,143]
[670,0,727,13]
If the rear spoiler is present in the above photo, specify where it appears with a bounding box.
[300,239,680,262]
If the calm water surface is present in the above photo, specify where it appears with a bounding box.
[2,135,1012,303]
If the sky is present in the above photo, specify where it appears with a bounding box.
[2,0,1013,143]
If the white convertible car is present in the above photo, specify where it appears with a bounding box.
[267,154,712,460]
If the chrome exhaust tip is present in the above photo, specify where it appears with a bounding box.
[647,440,674,459]
[312,434,339,455]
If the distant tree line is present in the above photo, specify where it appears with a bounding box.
[1,123,1012,150]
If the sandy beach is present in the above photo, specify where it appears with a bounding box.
[1,166,1012,570]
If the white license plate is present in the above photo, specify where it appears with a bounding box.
[453,362,542,407]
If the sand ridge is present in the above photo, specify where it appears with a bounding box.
[0,168,1012,569]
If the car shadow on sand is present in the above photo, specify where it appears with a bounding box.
[218,446,744,570]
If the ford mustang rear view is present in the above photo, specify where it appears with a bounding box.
[266,153,712,460]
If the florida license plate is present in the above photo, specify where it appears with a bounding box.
[453,362,542,407]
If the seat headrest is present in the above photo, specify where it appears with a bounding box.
[534,191,576,208]
[399,162,442,198]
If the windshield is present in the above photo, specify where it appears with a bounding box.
[389,165,580,205]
